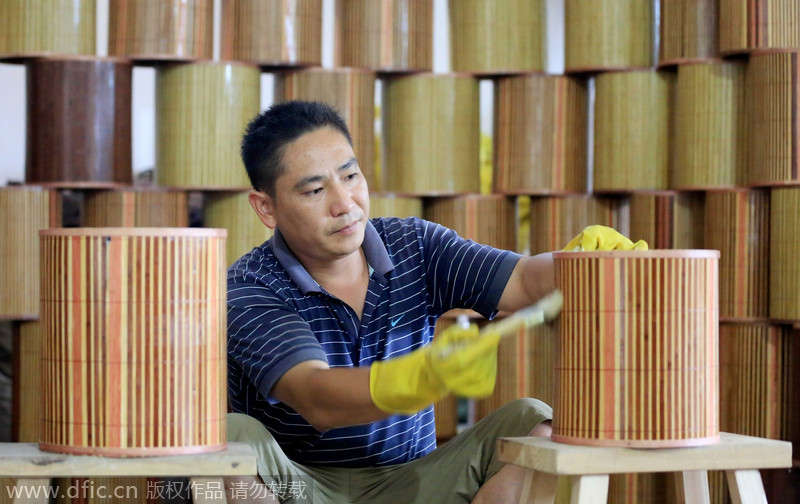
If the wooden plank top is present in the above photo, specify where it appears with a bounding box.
[0,443,257,477]
[497,433,792,475]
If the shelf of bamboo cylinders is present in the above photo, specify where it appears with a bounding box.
[493,74,588,195]
[770,187,800,321]
[658,0,719,66]
[39,228,227,456]
[528,194,626,255]
[204,191,273,268]
[0,187,61,321]
[424,195,516,251]
[382,74,480,195]
[564,0,654,73]
[627,191,705,250]
[369,194,423,218]
[156,61,259,190]
[0,0,96,60]
[26,57,132,188]
[220,0,322,67]
[552,250,720,447]
[448,0,545,75]
[672,61,746,190]
[432,318,459,440]
[108,0,213,62]
[746,52,800,187]
[12,321,42,442]
[274,68,377,189]
[83,188,189,228]
[335,0,433,72]
[705,189,770,321]
[593,70,672,192]
[719,0,800,55]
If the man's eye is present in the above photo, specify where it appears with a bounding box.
[305,188,323,196]
[345,173,358,181]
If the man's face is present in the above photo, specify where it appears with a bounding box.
[256,126,369,265]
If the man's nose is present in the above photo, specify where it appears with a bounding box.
[329,182,355,216]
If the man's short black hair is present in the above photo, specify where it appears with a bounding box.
[241,100,353,196]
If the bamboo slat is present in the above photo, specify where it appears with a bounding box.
[746,52,800,187]
[369,194,423,218]
[26,57,132,188]
[275,68,377,189]
[564,0,654,73]
[83,189,189,228]
[720,0,800,55]
[424,195,516,251]
[552,250,720,447]
[156,61,259,190]
[433,318,459,440]
[769,187,800,321]
[39,228,227,456]
[12,322,42,442]
[220,0,322,67]
[203,192,273,268]
[335,0,433,72]
[0,0,95,60]
[658,0,719,66]
[593,70,672,192]
[672,61,746,190]
[528,195,626,256]
[108,0,213,61]
[705,189,770,321]
[607,473,672,504]
[627,191,705,250]
[382,74,480,195]
[493,74,588,195]
[448,0,545,75]
[0,187,60,321]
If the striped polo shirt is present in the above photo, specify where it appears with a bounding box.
[227,217,521,468]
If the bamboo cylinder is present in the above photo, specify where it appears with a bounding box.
[39,228,227,456]
[0,0,96,60]
[220,0,322,67]
[84,189,188,228]
[493,74,588,195]
[204,192,273,268]
[108,0,214,61]
[448,0,545,75]
[424,195,516,251]
[746,52,800,187]
[12,322,43,442]
[672,61,746,190]
[335,0,433,72]
[433,318,459,440]
[26,57,132,188]
[275,68,377,189]
[382,74,480,195]
[627,191,705,250]
[0,187,60,321]
[553,250,720,447]
[770,187,800,321]
[564,0,653,73]
[720,0,800,55]
[156,62,259,189]
[659,0,719,66]
[369,194,423,218]
[705,189,770,321]
[593,70,672,192]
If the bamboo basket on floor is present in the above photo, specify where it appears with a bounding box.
[659,0,719,66]
[528,195,626,255]
[553,250,720,447]
[204,192,273,268]
[84,189,188,228]
[705,189,770,321]
[746,52,800,187]
[108,0,213,61]
[335,0,433,72]
[493,74,588,195]
[369,194,423,218]
[156,61,259,190]
[672,61,746,190]
[220,0,322,67]
[39,228,227,456]
[564,0,653,73]
[627,191,705,250]
[424,195,516,251]
[448,0,545,74]
[382,74,480,195]
[719,0,800,55]
[26,57,132,188]
[275,68,377,189]
[769,187,800,321]
[593,70,672,192]
[0,0,95,60]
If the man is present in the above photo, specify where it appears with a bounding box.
[226,100,645,503]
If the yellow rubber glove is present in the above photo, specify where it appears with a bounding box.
[369,322,500,415]
[562,225,648,251]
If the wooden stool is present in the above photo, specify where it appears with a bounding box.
[497,432,792,504]
[0,442,257,503]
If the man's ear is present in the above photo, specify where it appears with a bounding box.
[249,190,278,229]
